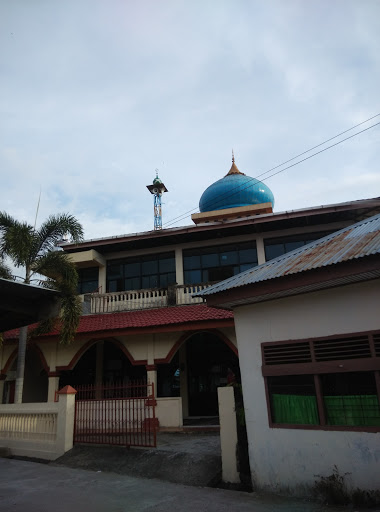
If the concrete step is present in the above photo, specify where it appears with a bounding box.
[0,446,12,458]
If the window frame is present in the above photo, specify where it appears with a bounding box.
[262,330,380,433]
[264,231,332,261]
[183,241,258,285]
[77,267,99,294]
[106,252,176,293]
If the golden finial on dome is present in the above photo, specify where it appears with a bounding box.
[226,150,245,176]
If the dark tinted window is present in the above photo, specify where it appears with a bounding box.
[106,252,175,292]
[264,232,331,261]
[183,242,257,285]
[77,267,99,294]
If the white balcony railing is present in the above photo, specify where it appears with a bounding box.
[89,288,168,314]
[176,284,209,305]
[85,283,210,314]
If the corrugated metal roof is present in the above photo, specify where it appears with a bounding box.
[197,212,380,296]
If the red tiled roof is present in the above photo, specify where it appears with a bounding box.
[4,305,234,341]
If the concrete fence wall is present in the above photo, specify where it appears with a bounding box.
[0,387,75,460]
[156,397,183,428]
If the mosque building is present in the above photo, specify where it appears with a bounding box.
[1,156,380,430]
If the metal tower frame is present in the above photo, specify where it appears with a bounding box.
[146,172,168,231]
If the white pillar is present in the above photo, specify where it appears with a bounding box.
[179,343,188,417]
[56,385,77,457]
[98,265,106,293]
[146,365,157,397]
[256,236,266,265]
[218,386,240,484]
[47,375,60,402]
[175,247,184,285]
[0,378,5,404]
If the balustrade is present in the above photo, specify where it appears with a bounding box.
[86,283,210,314]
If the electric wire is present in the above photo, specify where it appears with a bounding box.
[162,115,380,228]
[196,120,380,217]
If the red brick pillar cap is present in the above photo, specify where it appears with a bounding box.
[57,385,77,395]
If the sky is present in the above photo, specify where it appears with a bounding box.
[1,0,380,241]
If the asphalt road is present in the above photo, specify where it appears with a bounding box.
[0,458,343,512]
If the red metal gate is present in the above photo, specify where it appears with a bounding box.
[73,381,157,448]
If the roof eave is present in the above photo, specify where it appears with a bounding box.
[204,255,380,310]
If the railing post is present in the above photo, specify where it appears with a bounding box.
[56,385,77,457]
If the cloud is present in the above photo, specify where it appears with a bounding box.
[0,0,379,240]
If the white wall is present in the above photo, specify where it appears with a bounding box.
[234,279,380,495]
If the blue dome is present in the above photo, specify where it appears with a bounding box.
[199,160,275,213]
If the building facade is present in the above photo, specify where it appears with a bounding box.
[1,158,380,429]
[199,214,380,494]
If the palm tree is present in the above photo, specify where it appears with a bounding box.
[0,212,84,403]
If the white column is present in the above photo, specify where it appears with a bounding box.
[146,365,157,398]
[218,386,240,484]
[47,375,60,402]
[256,236,266,265]
[0,378,5,404]
[179,343,188,417]
[56,385,77,457]
[175,247,184,285]
[98,265,106,293]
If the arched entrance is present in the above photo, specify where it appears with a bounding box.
[185,332,239,416]
[59,340,145,388]
[3,347,48,403]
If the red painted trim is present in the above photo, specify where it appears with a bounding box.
[146,365,157,371]
[154,328,238,365]
[261,328,380,348]
[1,344,50,376]
[30,344,50,374]
[55,337,147,372]
[48,372,61,378]
[2,347,18,374]
[263,328,380,433]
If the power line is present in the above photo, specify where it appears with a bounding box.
[163,114,380,228]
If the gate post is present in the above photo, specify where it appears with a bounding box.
[218,386,240,484]
[56,385,77,457]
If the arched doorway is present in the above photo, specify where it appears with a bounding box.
[186,332,239,416]
[59,340,145,388]
[3,347,48,403]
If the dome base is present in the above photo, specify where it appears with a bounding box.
[191,202,273,224]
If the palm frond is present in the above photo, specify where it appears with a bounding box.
[58,293,82,345]
[0,213,35,270]
[37,214,84,255]
[29,317,58,339]
[33,251,79,290]
[0,211,19,232]
[33,250,82,344]
[0,211,84,347]
[0,259,13,280]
